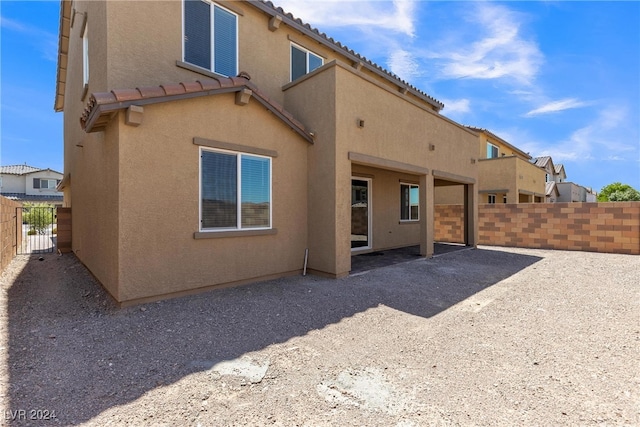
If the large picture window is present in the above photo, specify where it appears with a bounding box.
[291,43,323,81]
[184,0,238,77]
[400,183,419,221]
[201,149,271,231]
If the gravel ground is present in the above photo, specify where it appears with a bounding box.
[0,246,638,426]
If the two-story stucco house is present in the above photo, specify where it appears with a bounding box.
[55,0,479,305]
[0,165,64,205]
[465,127,545,204]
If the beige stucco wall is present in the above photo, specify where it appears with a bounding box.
[61,0,479,300]
[351,165,421,250]
[98,0,427,109]
[114,93,309,302]
[478,156,545,204]
[479,133,528,159]
[285,62,478,276]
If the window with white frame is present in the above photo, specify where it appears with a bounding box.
[184,0,238,77]
[33,178,60,190]
[290,43,323,81]
[82,23,89,86]
[200,148,271,230]
[488,194,496,204]
[486,142,498,158]
[400,183,419,221]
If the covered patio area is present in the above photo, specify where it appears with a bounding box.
[350,242,471,274]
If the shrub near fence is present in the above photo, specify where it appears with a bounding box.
[435,202,640,255]
[1,196,22,272]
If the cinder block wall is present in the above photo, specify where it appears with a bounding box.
[435,202,640,255]
[434,204,465,243]
[480,202,640,254]
[1,196,22,272]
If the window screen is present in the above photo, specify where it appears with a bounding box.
[213,5,237,76]
[201,150,237,229]
[291,45,307,81]
[184,0,211,70]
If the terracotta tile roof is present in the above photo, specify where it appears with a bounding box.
[464,126,531,160]
[81,75,314,143]
[249,1,445,111]
[1,165,45,175]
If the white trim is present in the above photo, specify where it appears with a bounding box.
[399,182,419,222]
[199,146,272,233]
[82,23,89,86]
[351,177,372,252]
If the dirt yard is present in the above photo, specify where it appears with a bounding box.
[0,246,638,426]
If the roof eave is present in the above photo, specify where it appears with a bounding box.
[248,1,444,111]
[54,0,72,112]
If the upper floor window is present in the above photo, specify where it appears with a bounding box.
[34,178,60,190]
[184,0,238,77]
[486,142,498,159]
[291,43,323,81]
[200,148,271,231]
[400,183,419,221]
[488,194,496,204]
[82,23,89,86]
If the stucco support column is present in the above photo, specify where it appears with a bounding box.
[420,173,434,257]
[465,183,478,247]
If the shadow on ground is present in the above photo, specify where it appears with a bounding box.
[4,247,541,425]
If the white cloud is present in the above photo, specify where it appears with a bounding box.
[441,98,471,114]
[426,3,543,84]
[523,107,636,162]
[387,48,420,80]
[273,0,417,37]
[0,16,58,62]
[525,98,593,117]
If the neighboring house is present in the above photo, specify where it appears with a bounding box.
[545,181,559,203]
[532,156,556,185]
[0,165,63,206]
[557,182,596,202]
[54,0,479,305]
[553,163,566,183]
[465,127,546,204]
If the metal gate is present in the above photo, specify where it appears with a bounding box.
[17,206,56,254]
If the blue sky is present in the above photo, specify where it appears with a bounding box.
[1,1,639,193]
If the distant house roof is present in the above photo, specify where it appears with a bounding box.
[464,126,531,160]
[0,193,64,202]
[0,165,62,176]
[554,163,566,177]
[532,156,553,168]
[55,0,444,113]
[81,75,315,143]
